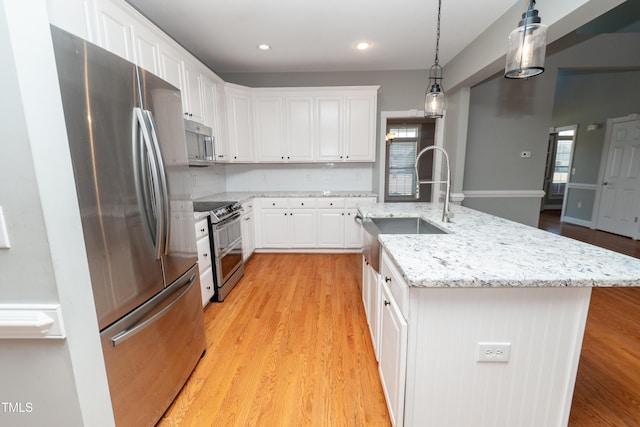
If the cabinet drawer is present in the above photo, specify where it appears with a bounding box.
[289,198,317,209]
[317,198,345,209]
[196,236,212,271]
[381,250,409,318]
[194,218,209,240]
[261,198,289,209]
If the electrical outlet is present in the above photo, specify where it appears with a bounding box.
[577,201,582,209]
[520,151,531,159]
[477,342,511,362]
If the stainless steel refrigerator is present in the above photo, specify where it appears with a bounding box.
[50,26,206,426]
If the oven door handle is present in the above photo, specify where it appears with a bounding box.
[216,237,242,259]
[214,212,241,230]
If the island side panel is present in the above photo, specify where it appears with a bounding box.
[404,286,592,427]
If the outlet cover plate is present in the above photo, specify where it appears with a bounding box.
[477,342,511,362]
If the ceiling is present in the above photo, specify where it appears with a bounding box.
[125,0,521,74]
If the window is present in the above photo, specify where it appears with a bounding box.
[387,125,420,197]
[550,129,575,198]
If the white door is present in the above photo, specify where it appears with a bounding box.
[596,118,640,238]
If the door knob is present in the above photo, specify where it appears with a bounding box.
[602,181,608,185]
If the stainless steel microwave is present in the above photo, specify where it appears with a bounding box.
[184,119,214,166]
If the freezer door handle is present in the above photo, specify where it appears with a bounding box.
[109,273,197,347]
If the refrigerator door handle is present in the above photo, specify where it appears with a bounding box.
[144,110,171,256]
[133,107,164,260]
[109,272,197,347]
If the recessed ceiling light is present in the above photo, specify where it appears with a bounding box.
[257,44,271,51]
[355,41,371,51]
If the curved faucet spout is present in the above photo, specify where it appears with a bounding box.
[415,145,452,222]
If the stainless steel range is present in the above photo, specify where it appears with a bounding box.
[193,201,244,301]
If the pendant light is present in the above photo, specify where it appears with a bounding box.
[424,0,444,118]
[505,0,548,79]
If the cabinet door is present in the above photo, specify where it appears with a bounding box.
[200,266,214,307]
[285,97,314,161]
[379,283,408,427]
[317,209,345,248]
[344,208,363,248]
[201,75,216,128]
[159,43,185,96]
[46,0,95,42]
[95,0,135,62]
[183,61,205,123]
[261,210,289,248]
[131,24,160,76]
[227,88,254,162]
[254,96,285,162]
[213,82,229,161]
[315,97,344,161]
[241,212,256,261]
[368,267,381,361]
[344,95,376,161]
[289,210,317,248]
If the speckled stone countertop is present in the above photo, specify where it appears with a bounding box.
[359,202,640,288]
[195,191,378,204]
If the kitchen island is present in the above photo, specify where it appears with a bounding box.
[358,202,640,427]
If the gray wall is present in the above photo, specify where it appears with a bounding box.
[462,31,640,226]
[0,3,83,425]
[1,0,114,425]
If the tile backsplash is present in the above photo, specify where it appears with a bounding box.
[190,162,374,197]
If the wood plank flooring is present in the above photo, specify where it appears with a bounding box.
[157,253,390,426]
[539,211,640,426]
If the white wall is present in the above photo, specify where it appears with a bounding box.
[0,0,114,425]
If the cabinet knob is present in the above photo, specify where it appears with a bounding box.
[385,277,391,283]
[189,113,193,117]
[206,286,211,290]
[341,212,345,216]
[281,156,284,159]
[284,213,288,216]
[203,253,208,257]
[330,203,333,206]
[301,203,304,206]
[218,155,224,158]
[200,228,205,232]
[287,156,290,159]
[384,300,391,306]
[184,112,188,116]
[272,203,276,206]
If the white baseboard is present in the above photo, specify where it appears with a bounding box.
[561,216,593,228]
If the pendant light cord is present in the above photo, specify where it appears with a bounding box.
[434,0,442,66]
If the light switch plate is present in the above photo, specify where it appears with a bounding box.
[0,206,10,249]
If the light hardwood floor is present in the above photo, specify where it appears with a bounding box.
[159,213,640,426]
[158,253,390,426]
[540,211,640,426]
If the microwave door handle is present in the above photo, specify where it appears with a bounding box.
[133,108,163,260]
[144,110,170,255]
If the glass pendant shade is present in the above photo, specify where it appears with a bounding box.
[505,1,547,79]
[424,83,444,118]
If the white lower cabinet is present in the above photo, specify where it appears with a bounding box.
[362,256,381,360]
[378,275,408,427]
[241,201,255,261]
[257,197,374,250]
[194,217,214,307]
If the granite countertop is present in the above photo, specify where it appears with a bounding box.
[195,191,378,204]
[359,202,640,288]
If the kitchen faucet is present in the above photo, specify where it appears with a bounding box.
[415,145,452,222]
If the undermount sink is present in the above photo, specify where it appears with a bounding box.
[370,217,448,235]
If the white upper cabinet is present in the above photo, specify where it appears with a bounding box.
[226,84,254,162]
[94,0,135,62]
[47,0,96,42]
[254,96,285,162]
[253,87,378,163]
[345,95,377,161]
[285,96,315,161]
[131,24,160,76]
[182,59,205,123]
[315,96,344,161]
[213,82,229,161]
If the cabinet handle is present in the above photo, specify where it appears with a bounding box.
[218,155,224,158]
[384,300,391,306]
[385,277,391,283]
